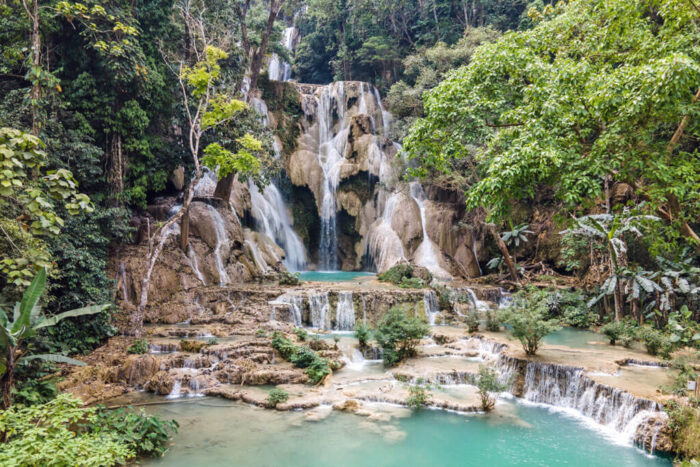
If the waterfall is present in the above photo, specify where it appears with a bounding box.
[167,379,182,399]
[267,26,296,82]
[187,244,207,286]
[272,293,304,326]
[521,361,662,441]
[309,292,331,329]
[203,204,230,286]
[315,82,350,270]
[249,181,306,271]
[423,290,440,325]
[245,239,271,275]
[366,192,407,272]
[409,182,450,279]
[335,292,355,330]
[465,288,490,311]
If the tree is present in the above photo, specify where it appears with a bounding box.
[375,307,429,366]
[476,365,506,411]
[0,267,107,409]
[403,0,700,255]
[499,288,560,355]
[0,128,92,289]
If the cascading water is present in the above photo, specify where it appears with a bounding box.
[409,182,450,279]
[205,204,230,286]
[271,293,304,326]
[309,292,331,329]
[249,181,306,270]
[423,290,440,325]
[267,26,296,82]
[187,244,206,286]
[335,292,355,331]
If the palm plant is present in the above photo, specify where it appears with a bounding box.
[500,223,532,264]
[0,268,108,409]
[563,210,658,321]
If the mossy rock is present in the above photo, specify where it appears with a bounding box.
[180,340,206,353]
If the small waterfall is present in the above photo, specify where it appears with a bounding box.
[409,182,450,279]
[335,292,355,330]
[521,361,662,439]
[309,292,331,329]
[423,290,440,325]
[465,288,490,311]
[272,293,304,326]
[366,192,407,272]
[167,379,182,399]
[249,181,306,270]
[245,239,272,275]
[267,26,296,82]
[187,244,206,286]
[203,204,230,286]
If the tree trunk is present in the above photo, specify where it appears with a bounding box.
[30,0,40,135]
[247,0,284,94]
[1,349,14,410]
[180,208,189,251]
[213,172,234,205]
[487,224,518,283]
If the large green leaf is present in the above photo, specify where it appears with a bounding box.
[33,304,109,330]
[0,324,12,352]
[11,267,46,333]
[19,353,86,366]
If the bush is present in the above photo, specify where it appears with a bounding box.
[601,322,627,345]
[375,307,429,367]
[377,264,415,285]
[636,327,665,356]
[290,346,317,368]
[406,378,432,409]
[206,337,218,345]
[465,310,480,333]
[562,306,597,328]
[271,332,296,359]
[278,271,300,286]
[127,339,149,355]
[255,329,267,338]
[305,358,331,384]
[485,311,500,332]
[355,323,372,348]
[476,365,507,411]
[398,277,425,289]
[499,292,560,355]
[294,327,308,342]
[546,290,594,327]
[665,400,700,461]
[267,388,289,407]
[0,394,177,466]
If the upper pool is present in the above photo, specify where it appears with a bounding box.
[542,327,610,349]
[298,271,376,282]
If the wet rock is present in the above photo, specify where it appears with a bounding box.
[180,340,207,353]
[333,399,361,412]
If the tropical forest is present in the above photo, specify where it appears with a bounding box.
[0,0,699,465]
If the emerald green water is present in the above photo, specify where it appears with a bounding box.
[299,271,376,282]
[142,397,669,466]
[542,327,609,349]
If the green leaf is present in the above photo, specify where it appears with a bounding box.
[12,267,46,333]
[33,304,109,330]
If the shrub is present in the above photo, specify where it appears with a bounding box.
[92,405,179,457]
[399,277,425,289]
[206,337,218,345]
[636,327,665,356]
[306,358,331,384]
[255,329,267,338]
[499,297,560,355]
[267,388,289,407]
[294,327,308,342]
[377,264,415,285]
[485,311,500,332]
[271,332,296,360]
[476,365,508,411]
[290,346,317,368]
[375,307,430,367]
[664,400,700,461]
[278,271,300,286]
[406,378,432,409]
[601,322,627,345]
[127,339,149,355]
[0,394,177,466]
[465,310,480,333]
[355,323,372,348]
[562,306,596,328]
